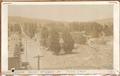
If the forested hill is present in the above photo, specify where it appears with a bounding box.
[8,16,113,38]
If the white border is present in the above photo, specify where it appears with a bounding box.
[1,1,120,75]
[1,2,8,73]
[113,2,120,74]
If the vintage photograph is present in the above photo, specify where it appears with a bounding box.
[8,4,114,70]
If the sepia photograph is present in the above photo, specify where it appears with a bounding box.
[8,4,113,70]
[1,2,120,75]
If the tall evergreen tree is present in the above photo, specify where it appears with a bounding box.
[13,31,24,69]
[40,26,49,47]
[62,31,74,54]
[48,29,61,55]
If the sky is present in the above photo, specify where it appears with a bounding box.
[8,5,113,22]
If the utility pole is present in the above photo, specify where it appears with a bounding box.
[34,55,43,70]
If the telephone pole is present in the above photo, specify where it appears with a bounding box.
[34,55,43,70]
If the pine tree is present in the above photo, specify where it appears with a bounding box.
[40,26,49,47]
[62,31,74,54]
[13,32,24,69]
[23,23,37,38]
[48,29,61,55]
[13,42,23,69]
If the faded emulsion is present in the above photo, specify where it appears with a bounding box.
[8,5,113,70]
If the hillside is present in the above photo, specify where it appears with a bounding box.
[8,16,113,38]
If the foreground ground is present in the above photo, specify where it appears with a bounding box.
[21,36,113,70]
